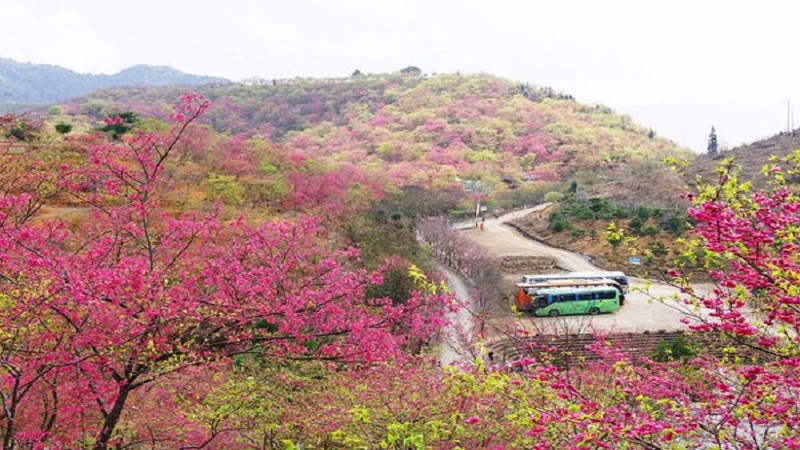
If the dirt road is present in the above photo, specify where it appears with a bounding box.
[460,207,709,333]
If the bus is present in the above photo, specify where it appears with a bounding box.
[521,271,629,293]
[528,285,621,317]
[515,279,621,312]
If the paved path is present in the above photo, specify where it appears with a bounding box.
[459,207,709,333]
[438,265,477,366]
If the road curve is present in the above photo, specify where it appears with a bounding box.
[466,205,597,272]
[459,206,707,333]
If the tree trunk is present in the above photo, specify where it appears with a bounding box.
[93,385,131,450]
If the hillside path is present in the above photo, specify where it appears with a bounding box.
[438,265,477,366]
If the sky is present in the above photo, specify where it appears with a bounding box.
[2,0,799,151]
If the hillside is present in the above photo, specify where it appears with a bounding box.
[0,57,229,108]
[689,130,800,187]
[55,72,693,212]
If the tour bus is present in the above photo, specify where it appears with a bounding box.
[528,285,621,317]
[515,279,621,312]
[521,271,629,294]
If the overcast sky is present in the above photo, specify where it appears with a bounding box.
[3,0,799,151]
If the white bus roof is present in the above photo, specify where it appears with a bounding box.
[521,271,627,283]
[516,279,620,289]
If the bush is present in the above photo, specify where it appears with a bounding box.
[549,213,571,232]
[651,337,699,362]
[628,216,644,234]
[206,174,245,205]
[55,122,73,134]
[659,214,687,236]
[544,191,565,203]
[563,201,595,220]
[643,225,660,236]
[635,206,652,221]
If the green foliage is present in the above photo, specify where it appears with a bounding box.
[651,337,699,362]
[494,182,555,210]
[629,216,644,234]
[659,213,688,236]
[544,191,565,203]
[556,198,637,221]
[259,162,279,174]
[643,225,661,236]
[206,174,245,205]
[647,241,668,257]
[54,122,73,134]
[605,221,626,249]
[365,264,416,305]
[548,212,571,232]
[548,198,690,240]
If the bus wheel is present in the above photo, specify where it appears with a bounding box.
[548,309,560,317]
[588,307,600,315]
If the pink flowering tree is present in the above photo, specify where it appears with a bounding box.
[0,95,448,449]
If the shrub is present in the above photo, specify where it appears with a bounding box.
[549,214,571,232]
[55,122,73,134]
[628,216,644,234]
[544,191,565,203]
[643,225,660,236]
[659,214,687,236]
[651,337,699,362]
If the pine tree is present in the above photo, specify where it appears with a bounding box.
[707,126,719,155]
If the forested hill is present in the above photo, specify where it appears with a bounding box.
[0,57,228,106]
[58,72,693,208]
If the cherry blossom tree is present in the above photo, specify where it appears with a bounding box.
[0,95,448,449]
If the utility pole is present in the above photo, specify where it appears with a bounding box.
[787,99,792,134]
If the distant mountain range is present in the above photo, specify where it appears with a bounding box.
[0,57,229,105]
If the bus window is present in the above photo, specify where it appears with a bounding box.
[578,292,593,301]
[599,290,616,299]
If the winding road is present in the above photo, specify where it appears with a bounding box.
[441,206,709,360]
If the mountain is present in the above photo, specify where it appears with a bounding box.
[0,57,229,106]
[55,72,693,210]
